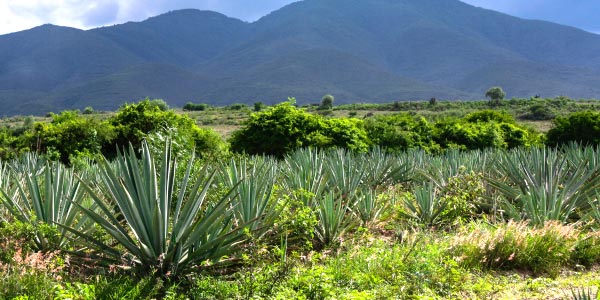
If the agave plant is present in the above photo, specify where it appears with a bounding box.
[489,147,600,226]
[419,148,497,188]
[323,148,367,198]
[65,141,250,277]
[354,188,388,226]
[217,156,278,236]
[362,146,412,189]
[570,287,597,300]
[314,192,356,246]
[0,160,91,251]
[400,183,447,227]
[282,148,327,206]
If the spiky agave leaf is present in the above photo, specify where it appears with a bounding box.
[489,147,600,226]
[65,141,250,277]
[282,148,327,207]
[314,192,356,246]
[0,161,92,251]
[400,183,448,227]
[354,187,388,226]
[362,146,412,189]
[217,156,278,237]
[323,148,367,198]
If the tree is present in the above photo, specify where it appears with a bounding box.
[485,87,505,106]
[253,102,265,112]
[148,98,169,111]
[319,94,334,110]
[82,106,94,115]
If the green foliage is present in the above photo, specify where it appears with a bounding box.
[230,99,370,156]
[108,99,224,158]
[486,86,505,106]
[82,106,95,115]
[319,94,334,110]
[450,221,579,276]
[547,111,600,146]
[183,102,209,111]
[433,114,534,150]
[229,100,318,156]
[32,110,114,164]
[53,282,95,299]
[147,99,169,111]
[314,118,369,152]
[67,141,251,278]
[525,103,556,120]
[464,110,515,124]
[253,101,266,112]
[364,114,436,152]
[227,103,248,110]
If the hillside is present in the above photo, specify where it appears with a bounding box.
[1,0,600,115]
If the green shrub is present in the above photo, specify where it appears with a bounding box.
[230,99,370,156]
[546,111,600,146]
[31,110,114,164]
[183,102,209,111]
[107,99,224,158]
[364,114,436,152]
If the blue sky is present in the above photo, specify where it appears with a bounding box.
[1,0,599,35]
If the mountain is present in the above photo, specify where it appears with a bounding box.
[2,0,600,115]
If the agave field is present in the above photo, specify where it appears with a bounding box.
[2,142,600,298]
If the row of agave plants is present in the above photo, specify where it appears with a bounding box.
[1,142,600,279]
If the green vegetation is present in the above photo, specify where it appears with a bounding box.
[547,111,600,146]
[2,97,600,298]
[486,86,506,106]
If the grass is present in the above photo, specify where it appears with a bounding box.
[3,214,600,299]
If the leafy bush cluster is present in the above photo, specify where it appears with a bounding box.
[230,100,369,156]
[0,99,225,164]
[230,103,539,156]
[547,111,600,146]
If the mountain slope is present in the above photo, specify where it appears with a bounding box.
[1,0,600,115]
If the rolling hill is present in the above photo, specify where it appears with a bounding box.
[1,0,600,115]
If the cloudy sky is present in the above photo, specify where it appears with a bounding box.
[1,0,599,35]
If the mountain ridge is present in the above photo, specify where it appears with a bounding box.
[1,0,600,115]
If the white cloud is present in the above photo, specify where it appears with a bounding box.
[0,0,296,35]
[0,0,122,34]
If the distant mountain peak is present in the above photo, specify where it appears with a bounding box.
[1,0,600,115]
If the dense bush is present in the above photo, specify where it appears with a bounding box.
[433,111,536,150]
[364,114,436,152]
[230,99,370,156]
[546,111,600,146]
[183,102,209,111]
[107,99,224,157]
[32,110,114,164]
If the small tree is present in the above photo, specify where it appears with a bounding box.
[319,94,334,110]
[486,87,505,106]
[429,97,437,106]
[82,106,94,115]
[254,102,265,112]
